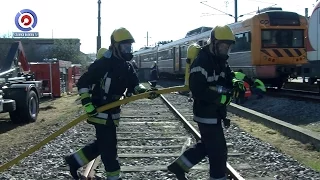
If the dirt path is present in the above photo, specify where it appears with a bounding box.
[0,93,83,165]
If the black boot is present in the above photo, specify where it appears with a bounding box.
[64,155,81,179]
[167,162,189,180]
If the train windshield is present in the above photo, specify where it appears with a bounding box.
[261,29,304,48]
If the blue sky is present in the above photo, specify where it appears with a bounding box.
[0,0,316,54]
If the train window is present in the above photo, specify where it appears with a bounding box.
[231,32,251,52]
[181,46,187,58]
[141,54,149,61]
[132,56,137,61]
[168,50,173,59]
[158,50,169,60]
[261,29,304,48]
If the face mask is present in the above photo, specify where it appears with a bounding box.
[119,43,133,61]
[216,42,232,60]
[122,53,133,61]
[119,43,133,53]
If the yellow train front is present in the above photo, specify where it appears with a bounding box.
[228,9,308,88]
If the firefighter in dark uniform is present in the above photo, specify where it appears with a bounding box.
[149,61,159,88]
[64,27,158,180]
[233,69,253,104]
[167,25,245,180]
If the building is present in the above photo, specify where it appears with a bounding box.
[0,38,81,62]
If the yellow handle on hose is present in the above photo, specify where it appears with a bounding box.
[0,85,189,172]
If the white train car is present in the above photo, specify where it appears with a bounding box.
[303,1,320,84]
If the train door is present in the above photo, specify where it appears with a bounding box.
[138,55,141,68]
[173,46,181,73]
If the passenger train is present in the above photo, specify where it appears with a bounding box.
[133,7,309,88]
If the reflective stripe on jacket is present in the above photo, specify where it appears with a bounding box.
[189,45,234,124]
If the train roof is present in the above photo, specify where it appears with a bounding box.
[133,46,158,55]
[133,9,303,54]
[312,1,320,14]
[185,26,213,38]
[157,31,211,51]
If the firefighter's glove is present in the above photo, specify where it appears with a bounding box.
[219,94,232,105]
[146,88,160,99]
[134,84,148,94]
[223,118,230,128]
[84,103,98,117]
[232,79,246,98]
[126,92,133,97]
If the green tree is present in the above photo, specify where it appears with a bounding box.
[45,39,82,64]
[44,39,91,66]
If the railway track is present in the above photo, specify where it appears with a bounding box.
[1,84,319,179]
[81,95,245,180]
[266,88,320,102]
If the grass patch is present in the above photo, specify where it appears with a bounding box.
[231,114,320,172]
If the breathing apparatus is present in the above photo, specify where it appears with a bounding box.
[110,27,135,61]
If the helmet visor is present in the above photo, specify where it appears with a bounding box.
[119,43,133,53]
[217,42,233,56]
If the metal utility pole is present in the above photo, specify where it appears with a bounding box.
[144,32,151,46]
[97,0,101,53]
[146,32,149,46]
[305,8,308,18]
[234,0,238,22]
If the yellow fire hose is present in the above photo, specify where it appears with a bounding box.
[0,85,188,172]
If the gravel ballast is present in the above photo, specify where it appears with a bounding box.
[1,86,320,180]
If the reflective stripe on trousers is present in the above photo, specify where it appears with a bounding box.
[106,169,121,180]
[193,115,218,124]
[73,149,90,166]
[176,154,194,172]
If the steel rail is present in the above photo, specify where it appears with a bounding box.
[160,95,245,180]
[266,88,320,102]
[82,94,245,180]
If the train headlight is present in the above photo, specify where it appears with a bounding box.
[263,56,267,60]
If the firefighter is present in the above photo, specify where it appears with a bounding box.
[233,70,253,104]
[148,61,159,88]
[251,78,266,99]
[64,27,159,180]
[167,25,245,180]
